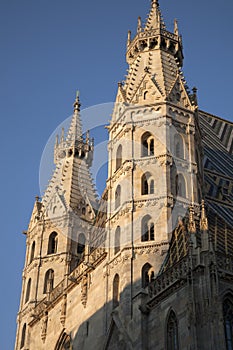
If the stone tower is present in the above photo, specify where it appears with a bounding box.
[15,1,233,350]
[14,93,99,349]
[104,0,203,346]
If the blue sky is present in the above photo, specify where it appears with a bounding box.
[0,0,233,349]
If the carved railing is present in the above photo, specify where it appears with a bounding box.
[127,28,179,52]
[148,256,189,299]
[89,247,106,265]
[49,279,65,303]
[31,298,46,318]
[30,247,107,324]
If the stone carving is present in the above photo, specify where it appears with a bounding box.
[60,294,67,326]
[41,312,48,343]
[81,274,88,308]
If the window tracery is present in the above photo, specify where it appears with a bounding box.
[141,132,155,157]
[142,215,155,241]
[167,310,179,350]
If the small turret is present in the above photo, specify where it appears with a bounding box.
[54,92,94,167]
[126,0,184,68]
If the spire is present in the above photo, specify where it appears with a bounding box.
[145,0,166,30]
[73,90,81,113]
[66,91,83,143]
[44,91,98,218]
[123,0,185,105]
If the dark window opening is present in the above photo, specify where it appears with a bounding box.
[48,232,58,255]
[20,324,26,349]
[224,298,233,350]
[43,269,54,294]
[113,274,120,309]
[29,241,35,264]
[25,278,31,303]
[167,311,179,350]
[114,226,121,255]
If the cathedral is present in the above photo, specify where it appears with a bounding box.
[15,1,233,349]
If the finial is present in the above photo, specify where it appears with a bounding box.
[174,19,179,35]
[86,130,90,144]
[35,195,40,202]
[191,87,198,107]
[61,127,65,142]
[127,30,131,48]
[188,205,196,233]
[152,0,159,7]
[200,200,208,231]
[137,16,142,33]
[73,90,81,113]
[55,134,59,148]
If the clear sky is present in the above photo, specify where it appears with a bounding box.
[0,0,233,349]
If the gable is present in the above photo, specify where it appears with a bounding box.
[168,76,192,109]
[130,75,163,104]
[105,323,127,350]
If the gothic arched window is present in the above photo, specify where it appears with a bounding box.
[20,323,26,349]
[25,278,31,303]
[141,215,155,242]
[141,172,154,195]
[142,263,154,288]
[141,132,154,157]
[43,269,54,294]
[167,310,179,350]
[114,226,121,255]
[223,298,233,349]
[175,174,186,198]
[174,134,184,159]
[47,232,58,255]
[115,185,121,209]
[77,233,86,258]
[116,145,122,171]
[113,274,120,309]
[55,331,71,350]
[29,241,35,264]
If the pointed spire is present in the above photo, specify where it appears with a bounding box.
[145,0,166,30]
[66,91,83,143]
[73,90,81,113]
[174,19,179,36]
[200,200,208,231]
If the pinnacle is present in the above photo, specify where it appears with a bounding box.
[145,0,165,30]
[73,90,81,113]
